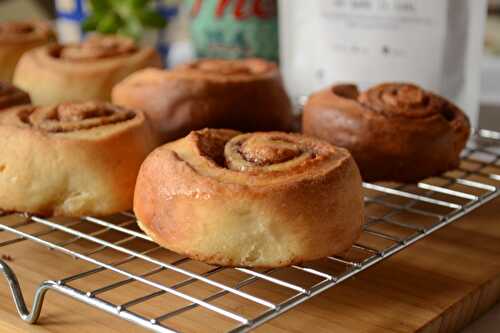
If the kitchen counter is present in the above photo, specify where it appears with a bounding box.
[464,303,500,333]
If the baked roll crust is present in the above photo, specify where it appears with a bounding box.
[303,83,470,182]
[112,58,293,143]
[0,21,54,82]
[134,129,364,267]
[0,101,156,216]
[13,35,161,105]
[0,81,30,110]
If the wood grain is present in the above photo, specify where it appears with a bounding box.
[0,198,499,333]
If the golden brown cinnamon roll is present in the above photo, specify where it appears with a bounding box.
[0,21,54,82]
[13,35,162,105]
[112,58,293,143]
[0,101,156,216]
[0,81,30,110]
[134,129,364,267]
[303,83,470,182]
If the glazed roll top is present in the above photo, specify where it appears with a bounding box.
[112,58,293,143]
[0,101,156,216]
[134,129,364,267]
[177,57,274,75]
[357,83,460,119]
[14,101,135,132]
[13,35,162,105]
[177,130,345,182]
[53,34,138,61]
[0,21,54,82]
[0,21,53,44]
[0,81,30,110]
[303,83,470,182]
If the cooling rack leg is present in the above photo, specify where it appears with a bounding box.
[0,259,56,324]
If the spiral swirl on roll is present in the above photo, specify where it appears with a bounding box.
[53,35,137,62]
[303,82,471,182]
[133,129,364,267]
[0,81,31,110]
[0,21,53,43]
[356,83,456,120]
[178,58,274,76]
[11,102,136,133]
[225,133,308,171]
[0,22,35,35]
[328,83,458,121]
[188,130,341,182]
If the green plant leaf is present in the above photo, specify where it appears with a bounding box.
[81,15,98,32]
[128,0,150,9]
[97,12,121,34]
[90,0,111,13]
[110,0,133,18]
[118,18,143,40]
[83,0,167,37]
[138,9,166,28]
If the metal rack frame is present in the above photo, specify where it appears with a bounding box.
[0,129,499,332]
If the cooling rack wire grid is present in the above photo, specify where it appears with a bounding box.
[0,128,499,332]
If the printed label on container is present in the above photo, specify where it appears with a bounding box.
[315,0,447,91]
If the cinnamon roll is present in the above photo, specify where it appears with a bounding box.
[134,129,364,267]
[112,58,293,143]
[13,35,162,105]
[0,101,156,216]
[0,21,54,82]
[303,83,471,182]
[0,81,30,110]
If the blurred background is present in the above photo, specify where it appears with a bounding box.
[1,0,499,130]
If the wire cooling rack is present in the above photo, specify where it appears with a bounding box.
[0,129,499,332]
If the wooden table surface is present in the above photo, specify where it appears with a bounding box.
[0,196,498,333]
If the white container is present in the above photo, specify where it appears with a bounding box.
[279,0,488,127]
[481,54,500,106]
